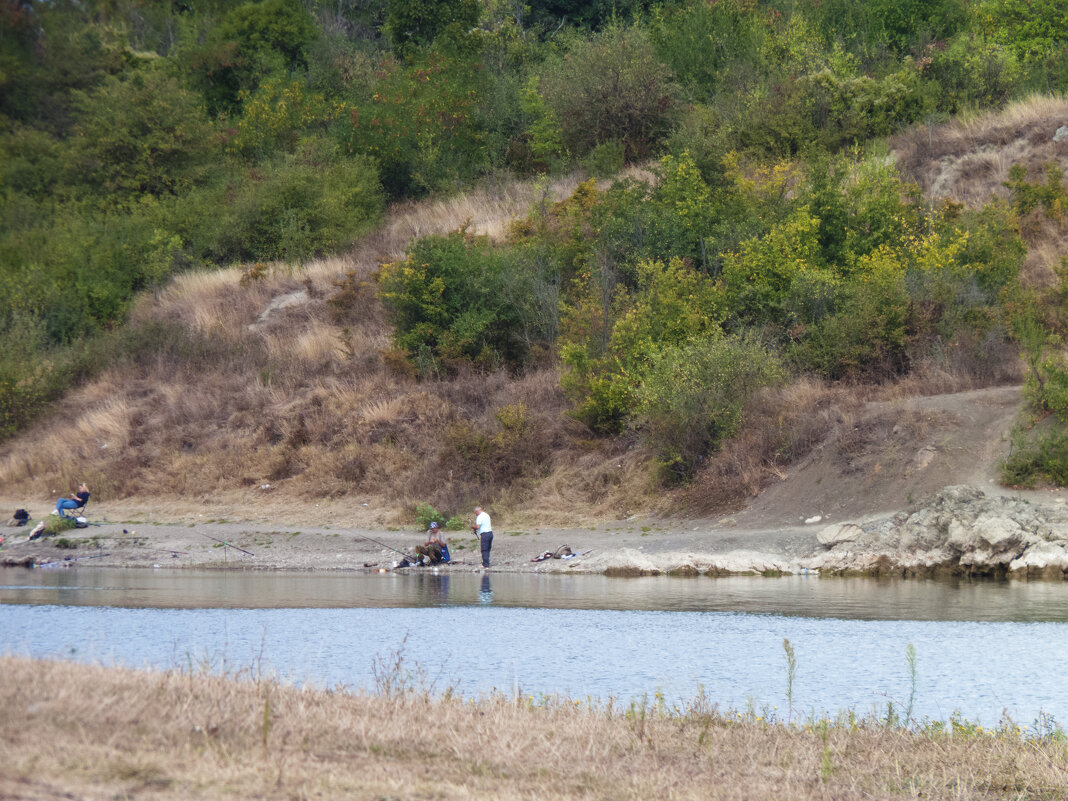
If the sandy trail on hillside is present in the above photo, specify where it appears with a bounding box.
[5,384,1066,575]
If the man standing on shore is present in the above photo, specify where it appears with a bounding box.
[473,505,492,569]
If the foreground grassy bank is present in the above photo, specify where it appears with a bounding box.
[2,657,1066,800]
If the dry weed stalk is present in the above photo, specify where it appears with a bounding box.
[1,656,1064,801]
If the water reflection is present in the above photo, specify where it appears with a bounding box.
[4,567,1068,621]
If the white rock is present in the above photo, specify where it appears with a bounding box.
[947,519,978,551]
[1054,125,1068,143]
[804,515,823,525]
[1009,542,1068,572]
[707,550,797,574]
[973,513,1026,550]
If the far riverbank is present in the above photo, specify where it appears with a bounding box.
[5,481,1068,578]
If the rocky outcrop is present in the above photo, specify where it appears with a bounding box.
[538,486,1068,579]
[804,486,1068,579]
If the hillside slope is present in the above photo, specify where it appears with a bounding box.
[3,100,1068,530]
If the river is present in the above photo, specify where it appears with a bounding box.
[2,567,1067,727]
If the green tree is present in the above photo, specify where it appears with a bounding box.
[377,228,530,372]
[977,0,1068,89]
[70,66,216,199]
[561,257,721,432]
[538,24,678,162]
[0,0,125,129]
[187,0,318,112]
[344,49,488,197]
[212,148,383,264]
[384,0,480,53]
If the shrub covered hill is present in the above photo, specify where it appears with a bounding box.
[3,0,1068,526]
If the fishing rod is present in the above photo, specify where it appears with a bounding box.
[197,531,255,557]
[353,532,410,557]
[106,535,187,555]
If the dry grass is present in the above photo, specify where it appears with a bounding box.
[892,94,1068,287]
[673,378,861,515]
[892,93,1068,207]
[0,171,603,517]
[1,656,1065,801]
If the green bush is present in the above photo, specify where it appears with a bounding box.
[649,0,765,103]
[186,0,318,112]
[69,65,216,200]
[538,24,678,162]
[1002,426,1068,487]
[509,76,568,174]
[802,63,929,149]
[805,0,967,60]
[212,149,383,265]
[227,76,337,160]
[377,229,533,373]
[863,0,968,55]
[42,516,77,538]
[0,200,185,344]
[1004,163,1068,219]
[791,247,911,379]
[719,208,827,328]
[384,0,480,53]
[560,257,721,433]
[636,334,785,484]
[0,315,72,439]
[977,0,1068,90]
[585,139,625,178]
[922,36,1020,114]
[343,49,490,197]
[414,502,444,529]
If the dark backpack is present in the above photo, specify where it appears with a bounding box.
[13,509,29,526]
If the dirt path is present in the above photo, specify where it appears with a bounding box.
[4,385,1067,576]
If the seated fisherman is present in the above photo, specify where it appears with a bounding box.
[414,522,444,564]
[56,483,90,518]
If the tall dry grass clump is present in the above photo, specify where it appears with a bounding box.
[892,94,1068,207]
[2,656,1065,801]
[671,378,861,515]
[892,94,1068,288]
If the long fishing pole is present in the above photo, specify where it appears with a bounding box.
[353,532,411,557]
[197,531,255,557]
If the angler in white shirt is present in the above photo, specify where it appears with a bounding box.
[472,506,493,569]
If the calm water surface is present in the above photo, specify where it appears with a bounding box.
[2,567,1067,726]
